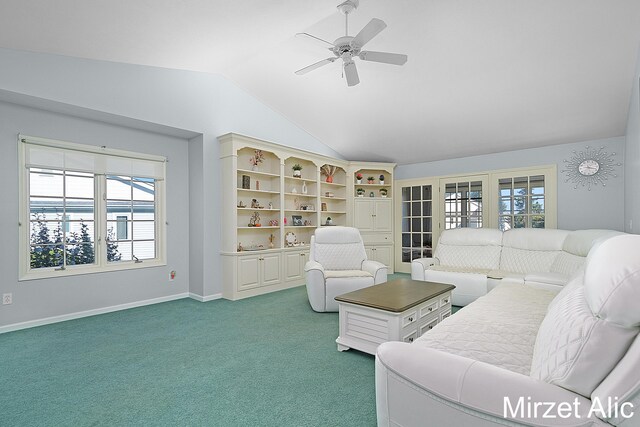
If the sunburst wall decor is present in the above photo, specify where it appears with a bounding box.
[561,146,621,191]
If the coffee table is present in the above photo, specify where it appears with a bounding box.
[334,278,455,355]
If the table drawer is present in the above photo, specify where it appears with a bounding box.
[419,317,439,335]
[403,329,418,344]
[440,293,452,307]
[419,300,439,319]
[402,310,418,328]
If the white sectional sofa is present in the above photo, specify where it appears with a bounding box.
[376,234,640,426]
[411,228,622,306]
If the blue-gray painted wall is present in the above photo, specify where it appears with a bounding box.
[396,137,626,231]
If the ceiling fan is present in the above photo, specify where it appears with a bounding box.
[295,0,408,87]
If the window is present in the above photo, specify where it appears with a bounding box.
[498,175,546,230]
[440,176,488,230]
[19,135,166,279]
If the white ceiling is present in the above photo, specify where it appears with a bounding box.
[1,0,639,164]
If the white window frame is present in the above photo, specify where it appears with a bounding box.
[18,135,167,281]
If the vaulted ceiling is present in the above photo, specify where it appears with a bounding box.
[1,0,639,164]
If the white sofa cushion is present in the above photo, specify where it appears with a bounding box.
[311,226,367,270]
[584,234,640,328]
[414,283,557,375]
[530,235,640,398]
[433,228,502,270]
[324,270,372,278]
[499,229,569,274]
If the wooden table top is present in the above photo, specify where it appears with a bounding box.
[334,278,455,313]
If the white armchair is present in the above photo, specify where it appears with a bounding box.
[304,226,387,312]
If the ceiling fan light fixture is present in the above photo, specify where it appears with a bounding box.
[295,0,407,86]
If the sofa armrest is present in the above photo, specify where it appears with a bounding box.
[411,257,437,281]
[304,261,326,312]
[362,260,388,284]
[376,342,603,426]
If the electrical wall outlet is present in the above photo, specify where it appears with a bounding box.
[3,293,12,305]
[169,270,176,281]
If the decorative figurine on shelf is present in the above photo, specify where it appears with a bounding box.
[325,217,333,225]
[251,199,259,208]
[269,219,279,226]
[249,149,264,171]
[291,185,297,194]
[249,212,261,227]
[268,202,273,210]
[380,188,388,198]
[304,220,312,226]
[367,176,375,184]
[237,242,243,252]
[356,172,363,184]
[379,174,385,185]
[255,180,260,190]
[357,188,365,197]
[292,164,302,178]
[268,234,275,249]
[294,197,300,210]
[283,217,287,225]
[237,201,246,208]
[321,164,337,183]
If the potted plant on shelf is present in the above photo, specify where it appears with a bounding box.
[367,176,375,184]
[292,164,302,178]
[356,173,363,184]
[321,165,337,183]
[380,188,388,198]
[379,174,385,185]
[249,149,264,171]
[357,188,365,197]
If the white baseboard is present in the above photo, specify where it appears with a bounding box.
[0,292,190,334]
[189,292,222,302]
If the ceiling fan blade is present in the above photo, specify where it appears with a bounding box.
[295,58,337,75]
[359,51,408,65]
[343,60,360,87]
[295,32,334,49]
[351,18,387,48]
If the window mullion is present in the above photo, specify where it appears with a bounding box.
[96,174,106,268]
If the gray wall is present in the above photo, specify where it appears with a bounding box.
[0,47,343,328]
[396,137,626,231]
[624,47,640,234]
[0,101,191,326]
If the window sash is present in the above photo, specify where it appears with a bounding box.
[19,135,166,280]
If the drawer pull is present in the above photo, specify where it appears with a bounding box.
[428,307,433,312]
[443,298,449,304]
[428,325,433,330]
[408,316,414,322]
[408,337,414,343]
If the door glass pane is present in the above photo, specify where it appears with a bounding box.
[497,175,545,231]
[400,185,433,263]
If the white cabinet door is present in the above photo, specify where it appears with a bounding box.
[262,253,281,286]
[284,250,307,282]
[373,245,392,267]
[354,199,374,231]
[374,199,393,232]
[237,255,260,291]
[365,246,375,261]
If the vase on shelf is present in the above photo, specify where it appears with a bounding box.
[302,181,308,194]
[326,175,333,183]
[356,179,362,184]
[380,180,385,185]
[293,170,301,178]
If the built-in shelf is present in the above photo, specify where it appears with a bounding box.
[321,211,347,214]
[354,183,391,187]
[237,208,280,212]
[284,176,317,183]
[238,226,280,229]
[237,168,280,178]
[320,181,346,187]
[237,188,280,194]
[321,196,346,201]
[284,192,316,198]
[284,209,317,213]
[284,225,317,229]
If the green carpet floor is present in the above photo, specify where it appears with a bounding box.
[1,273,457,426]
